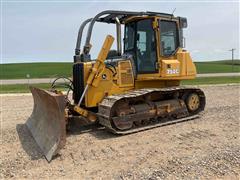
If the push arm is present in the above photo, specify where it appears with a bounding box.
[74,35,114,120]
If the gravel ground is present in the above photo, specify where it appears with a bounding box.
[0,85,239,179]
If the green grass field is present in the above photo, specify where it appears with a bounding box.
[1,76,239,94]
[181,76,240,85]
[0,83,52,93]
[0,62,72,79]
[0,60,239,79]
[195,60,240,74]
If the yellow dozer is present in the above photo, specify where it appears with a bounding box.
[26,10,206,161]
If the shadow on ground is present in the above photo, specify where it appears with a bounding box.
[16,123,44,160]
[67,119,119,140]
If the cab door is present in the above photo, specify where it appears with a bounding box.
[135,19,158,74]
[158,20,181,77]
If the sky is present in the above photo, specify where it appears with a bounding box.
[1,0,239,64]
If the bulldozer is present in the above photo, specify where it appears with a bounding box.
[26,10,206,161]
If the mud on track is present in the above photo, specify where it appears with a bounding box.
[0,85,240,179]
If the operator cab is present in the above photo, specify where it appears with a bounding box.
[124,17,183,74]
[74,10,188,77]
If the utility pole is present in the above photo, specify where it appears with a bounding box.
[229,48,235,72]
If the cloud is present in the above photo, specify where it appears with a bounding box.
[191,50,200,53]
[213,49,228,53]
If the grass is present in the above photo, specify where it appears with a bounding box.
[203,60,240,65]
[0,62,72,79]
[181,76,240,85]
[0,83,52,93]
[195,60,240,74]
[0,60,240,79]
[1,76,239,94]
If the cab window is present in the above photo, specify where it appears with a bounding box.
[124,22,135,51]
[159,20,179,56]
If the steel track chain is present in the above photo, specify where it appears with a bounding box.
[97,86,205,134]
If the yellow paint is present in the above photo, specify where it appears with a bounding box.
[85,63,134,107]
[86,35,114,87]
[117,60,134,87]
[73,106,97,122]
[78,16,197,108]
[74,106,89,117]
[83,48,196,107]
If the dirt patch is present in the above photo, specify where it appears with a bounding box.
[1,85,239,179]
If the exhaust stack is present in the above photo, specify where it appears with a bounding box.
[116,17,122,56]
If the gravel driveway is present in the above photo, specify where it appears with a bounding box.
[0,85,239,179]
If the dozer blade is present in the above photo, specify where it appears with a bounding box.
[26,87,67,162]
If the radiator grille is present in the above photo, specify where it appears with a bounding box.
[118,60,134,87]
[121,72,133,85]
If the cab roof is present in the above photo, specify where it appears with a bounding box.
[96,11,176,24]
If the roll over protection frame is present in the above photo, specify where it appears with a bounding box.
[74,10,187,61]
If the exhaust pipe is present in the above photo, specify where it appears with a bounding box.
[115,17,122,56]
